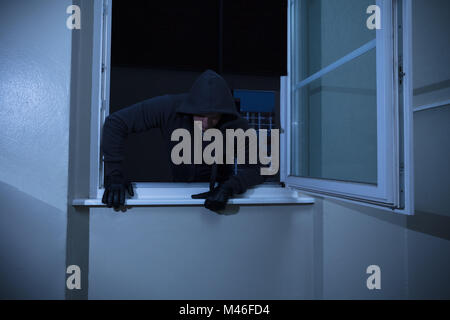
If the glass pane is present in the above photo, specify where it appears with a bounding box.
[291,48,378,184]
[292,0,376,83]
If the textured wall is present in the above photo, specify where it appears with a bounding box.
[319,199,408,299]
[0,0,72,299]
[89,205,317,299]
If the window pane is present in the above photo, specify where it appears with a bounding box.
[291,48,378,184]
[292,0,376,83]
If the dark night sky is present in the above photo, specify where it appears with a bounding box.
[111,0,287,76]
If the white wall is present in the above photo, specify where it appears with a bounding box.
[319,200,408,299]
[0,0,72,299]
[315,0,450,300]
[89,205,317,299]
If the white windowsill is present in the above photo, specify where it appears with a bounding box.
[72,184,315,207]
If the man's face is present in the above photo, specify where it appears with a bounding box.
[193,113,222,131]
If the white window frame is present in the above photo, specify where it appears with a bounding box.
[73,0,314,207]
[282,0,414,215]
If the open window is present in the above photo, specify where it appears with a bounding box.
[282,0,414,214]
[73,0,313,206]
[74,0,413,212]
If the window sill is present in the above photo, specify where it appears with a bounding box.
[72,184,315,207]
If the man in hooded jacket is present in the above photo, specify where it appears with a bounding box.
[101,69,265,212]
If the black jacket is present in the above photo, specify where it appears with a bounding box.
[101,70,265,195]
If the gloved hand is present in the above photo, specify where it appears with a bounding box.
[204,184,234,213]
[102,174,134,210]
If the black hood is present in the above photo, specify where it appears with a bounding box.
[177,70,240,119]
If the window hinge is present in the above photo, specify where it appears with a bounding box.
[399,65,406,85]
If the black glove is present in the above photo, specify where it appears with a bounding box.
[191,190,212,199]
[102,174,134,210]
[204,184,234,212]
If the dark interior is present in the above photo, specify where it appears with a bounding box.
[109,0,287,182]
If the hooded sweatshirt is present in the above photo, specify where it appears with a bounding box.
[101,69,265,195]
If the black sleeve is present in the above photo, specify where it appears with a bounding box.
[101,95,172,177]
[221,119,266,195]
[223,163,266,195]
